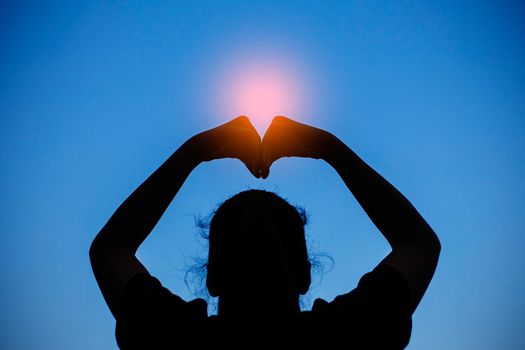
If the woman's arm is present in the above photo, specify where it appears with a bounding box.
[262,116,441,313]
[324,135,440,313]
[89,116,261,318]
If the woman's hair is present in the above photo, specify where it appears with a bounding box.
[185,189,332,307]
[206,189,310,296]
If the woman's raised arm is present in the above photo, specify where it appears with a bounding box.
[89,116,261,318]
[262,116,441,313]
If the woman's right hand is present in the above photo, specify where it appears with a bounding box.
[189,116,263,178]
[260,116,336,178]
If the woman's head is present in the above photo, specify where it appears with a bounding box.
[205,190,311,304]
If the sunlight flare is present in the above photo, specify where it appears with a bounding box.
[217,55,306,134]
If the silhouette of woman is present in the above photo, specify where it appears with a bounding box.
[90,116,440,349]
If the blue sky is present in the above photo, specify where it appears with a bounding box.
[1,1,524,349]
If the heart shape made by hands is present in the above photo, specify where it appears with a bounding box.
[216,115,326,179]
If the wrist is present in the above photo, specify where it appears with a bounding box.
[178,135,204,169]
[319,132,346,164]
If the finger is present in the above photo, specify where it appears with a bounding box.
[261,120,282,157]
[254,135,263,178]
[259,151,270,179]
[246,135,261,178]
[260,116,295,178]
[241,128,262,178]
[242,151,262,178]
[271,115,291,124]
[262,115,284,141]
[261,160,272,179]
[243,160,260,178]
[229,115,262,138]
[261,136,276,179]
[252,127,262,178]
[228,115,252,128]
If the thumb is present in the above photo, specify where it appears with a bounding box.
[260,146,274,179]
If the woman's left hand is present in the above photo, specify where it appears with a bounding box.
[260,116,335,178]
[189,116,263,178]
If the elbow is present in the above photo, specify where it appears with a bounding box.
[393,226,441,254]
[89,233,112,265]
[425,231,441,263]
[89,232,135,266]
[435,235,441,253]
[89,235,102,265]
[434,236,441,261]
[417,223,441,255]
[408,228,441,260]
[429,230,441,255]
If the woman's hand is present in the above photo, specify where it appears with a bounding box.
[190,116,263,178]
[261,116,335,178]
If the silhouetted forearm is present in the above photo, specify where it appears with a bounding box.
[324,136,438,248]
[93,139,200,253]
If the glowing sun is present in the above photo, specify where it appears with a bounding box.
[218,56,304,134]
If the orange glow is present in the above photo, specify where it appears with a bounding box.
[217,55,306,134]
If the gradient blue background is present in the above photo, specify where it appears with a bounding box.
[1,1,524,349]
